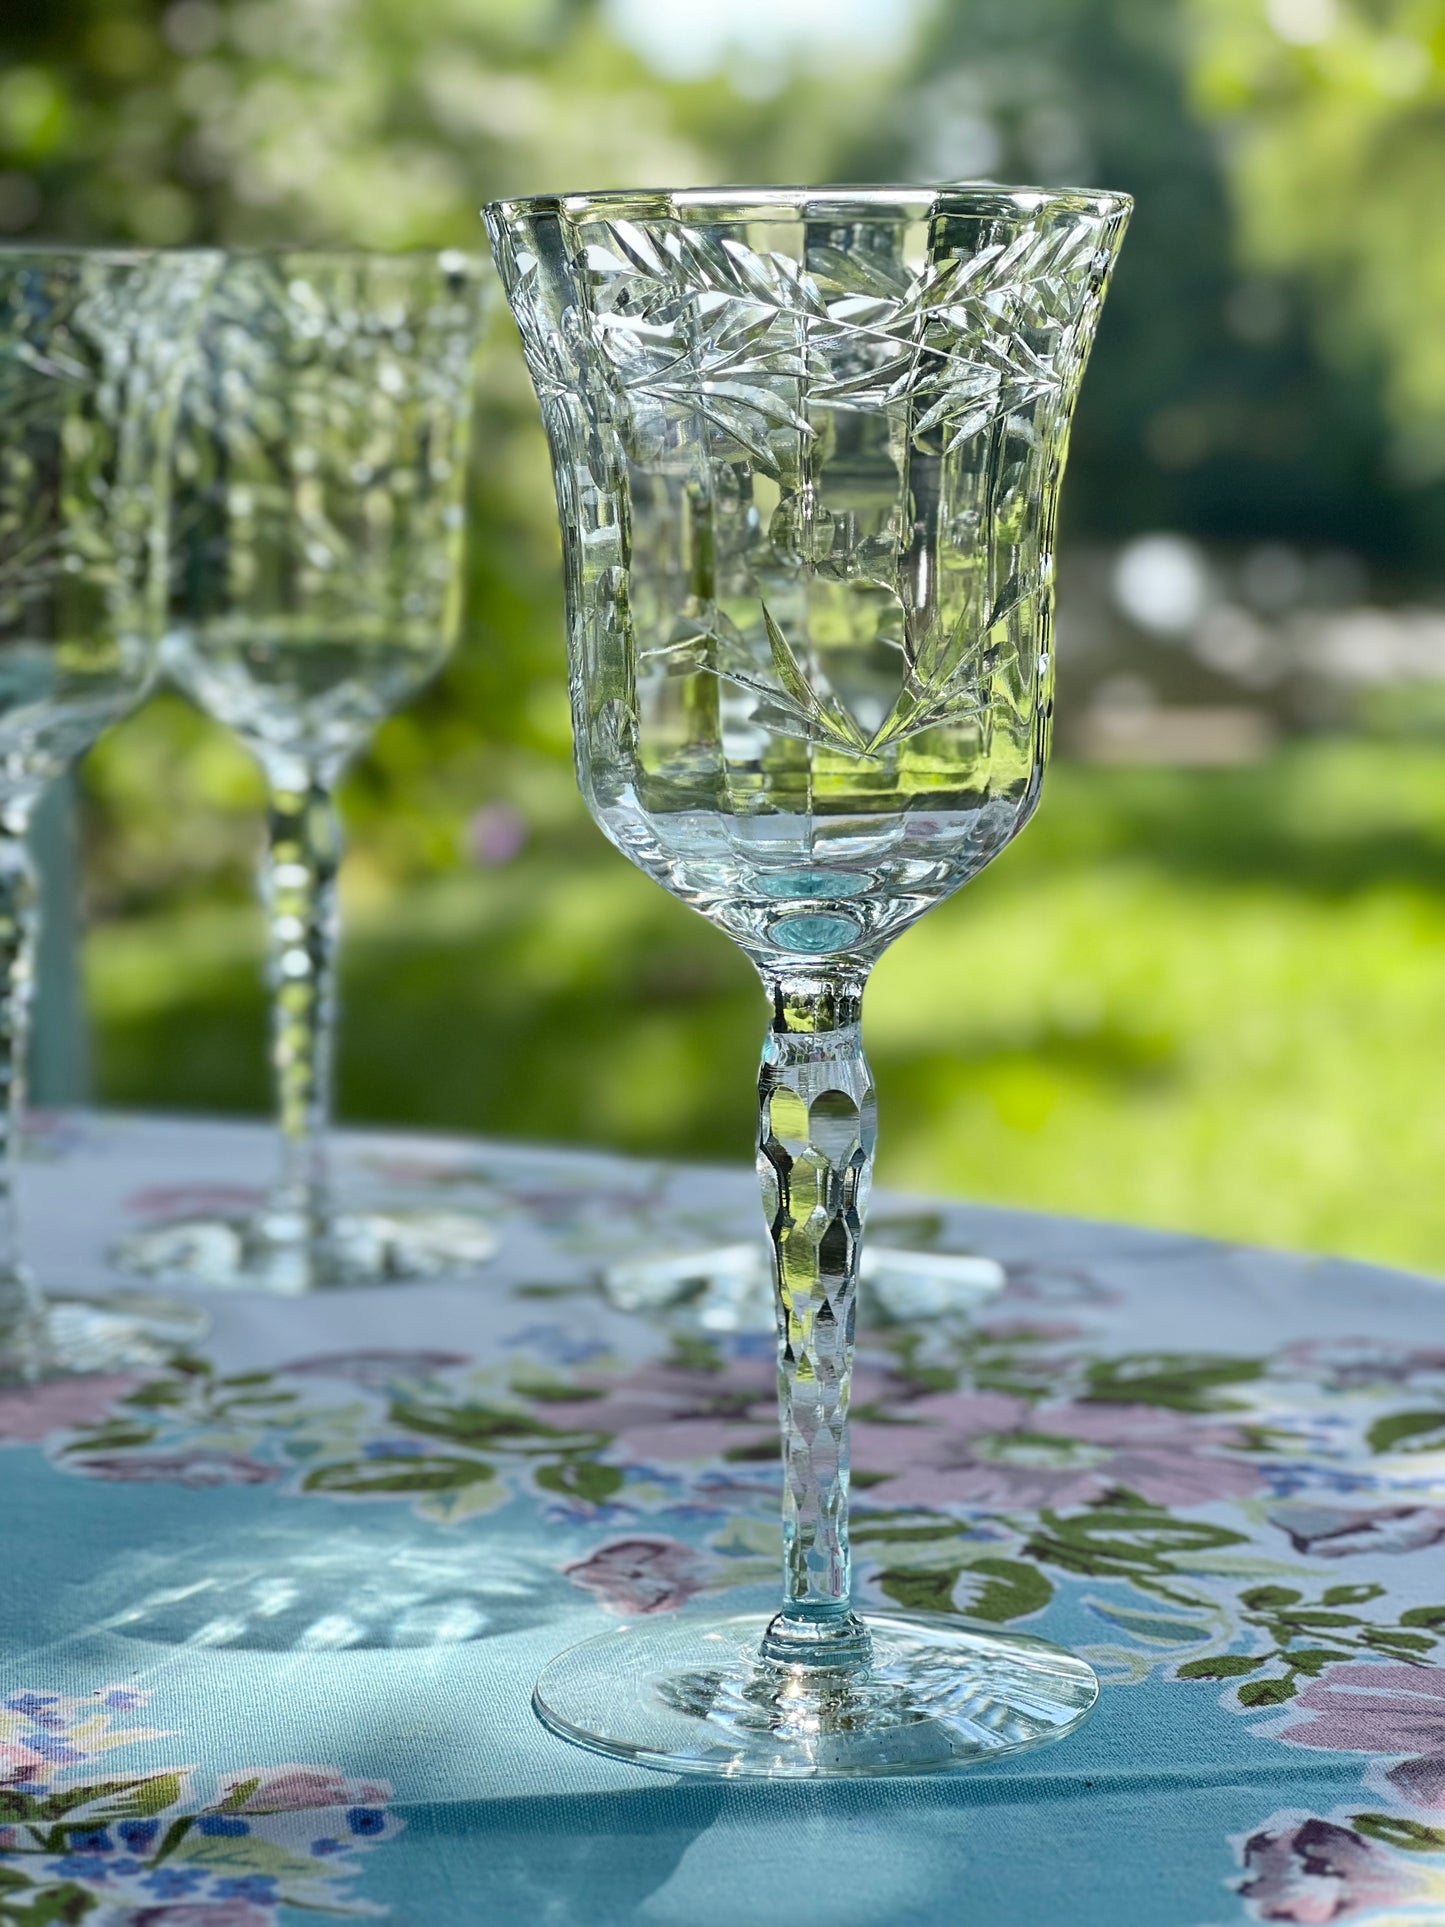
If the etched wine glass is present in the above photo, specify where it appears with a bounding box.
[114,251,491,1293]
[488,183,1130,1776]
[0,248,217,1383]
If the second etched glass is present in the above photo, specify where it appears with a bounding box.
[117,251,491,1292]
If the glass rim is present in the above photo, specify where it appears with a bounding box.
[214,246,487,271]
[484,181,1132,225]
[0,245,211,264]
[0,245,486,269]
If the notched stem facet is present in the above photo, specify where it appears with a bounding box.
[756,964,876,1668]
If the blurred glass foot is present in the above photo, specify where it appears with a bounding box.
[113,1204,499,1294]
[601,1242,1005,1333]
[0,1291,209,1385]
[534,1609,1098,1779]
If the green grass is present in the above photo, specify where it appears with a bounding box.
[86,736,1445,1278]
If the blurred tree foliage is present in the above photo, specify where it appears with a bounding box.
[1188,0,1445,483]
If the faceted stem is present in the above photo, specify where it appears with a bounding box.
[0,815,45,1367]
[263,771,342,1222]
[756,967,876,1667]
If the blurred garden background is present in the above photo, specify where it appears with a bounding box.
[6,0,1445,1271]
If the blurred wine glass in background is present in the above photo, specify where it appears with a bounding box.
[115,250,492,1293]
[0,246,215,1380]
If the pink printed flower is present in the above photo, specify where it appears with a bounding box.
[215,1764,390,1812]
[849,1391,1263,1511]
[0,1740,46,1787]
[0,1374,141,1444]
[539,1360,779,1465]
[565,1537,708,1614]
[1282,1337,1445,1390]
[1267,1503,1445,1560]
[1277,1663,1445,1808]
[1280,1664,1445,1757]
[71,1451,281,1487]
[1236,1814,1426,1921]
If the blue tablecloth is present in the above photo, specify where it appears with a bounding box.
[3,1113,1445,1926]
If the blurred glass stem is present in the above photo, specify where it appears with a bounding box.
[263,765,342,1229]
[0,809,42,1356]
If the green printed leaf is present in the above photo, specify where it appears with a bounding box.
[1322,1584,1386,1606]
[1175,1655,1261,1679]
[954,1558,1053,1623]
[1086,1598,1213,1646]
[535,1460,624,1504]
[1401,1605,1445,1630]
[877,1567,965,1615]
[1028,1506,1248,1581]
[1352,1812,1445,1853]
[177,1830,330,1882]
[302,1455,496,1495]
[35,1773,183,1822]
[1240,1587,1304,1611]
[123,1380,191,1409]
[1287,1647,1353,1675]
[218,1776,262,1813]
[389,1398,603,1454]
[1367,1410,1445,1454]
[852,1519,967,1546]
[1237,1677,1297,1707]
[1362,1629,1436,1655]
[1082,1352,1264,1412]
[61,1422,158,1453]
[0,1878,99,1924]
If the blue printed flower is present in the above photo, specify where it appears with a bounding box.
[310,1837,345,1857]
[347,1807,386,1837]
[68,1828,114,1854]
[142,1867,205,1896]
[197,1814,250,1837]
[214,1876,279,1900]
[101,1688,146,1710]
[55,1855,111,1879]
[24,1739,86,1763]
[362,1438,429,1459]
[118,1820,160,1853]
[5,1694,58,1714]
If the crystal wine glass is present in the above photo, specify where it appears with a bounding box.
[488,184,1130,1777]
[0,247,217,1383]
[115,250,491,1294]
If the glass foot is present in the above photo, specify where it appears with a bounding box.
[533,1608,1099,1779]
[113,1206,499,1294]
[0,1293,210,1385]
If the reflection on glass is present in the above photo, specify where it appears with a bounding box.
[490,182,1129,1776]
[116,251,491,1292]
[0,248,215,1383]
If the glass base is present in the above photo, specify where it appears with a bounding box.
[112,1206,499,1294]
[533,1608,1099,1779]
[0,1293,210,1385]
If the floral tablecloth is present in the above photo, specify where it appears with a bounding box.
[4,1112,1445,1926]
